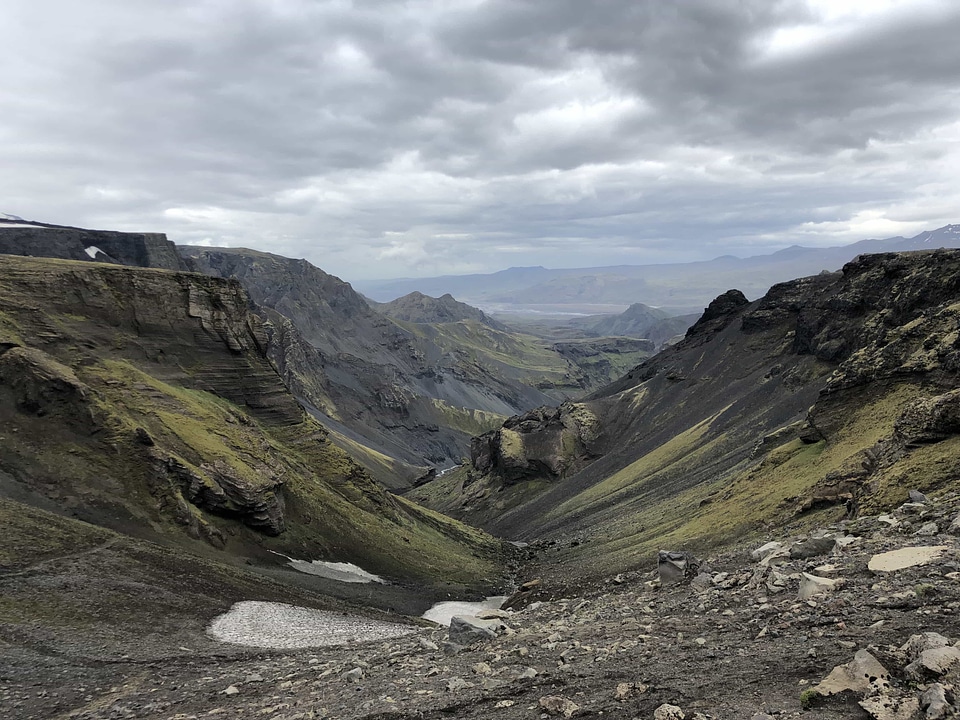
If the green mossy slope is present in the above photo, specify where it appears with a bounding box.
[0,255,505,593]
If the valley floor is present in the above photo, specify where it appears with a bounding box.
[4,495,960,719]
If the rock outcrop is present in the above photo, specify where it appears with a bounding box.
[470,403,599,485]
[0,219,188,270]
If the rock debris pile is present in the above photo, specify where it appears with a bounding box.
[5,490,960,719]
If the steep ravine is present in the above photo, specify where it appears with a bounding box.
[181,246,651,471]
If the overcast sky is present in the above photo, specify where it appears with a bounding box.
[3,1,960,281]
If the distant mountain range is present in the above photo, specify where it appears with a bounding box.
[358,225,960,313]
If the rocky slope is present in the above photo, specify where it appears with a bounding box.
[0,255,506,594]
[5,486,960,719]
[411,250,960,581]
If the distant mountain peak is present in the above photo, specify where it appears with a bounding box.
[379,291,505,329]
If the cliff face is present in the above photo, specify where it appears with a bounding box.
[0,220,188,271]
[0,255,503,588]
[411,250,960,576]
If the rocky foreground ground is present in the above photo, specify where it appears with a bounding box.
[5,493,960,720]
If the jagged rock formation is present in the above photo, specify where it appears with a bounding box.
[411,251,960,577]
[0,255,504,589]
[470,403,599,485]
[0,219,188,270]
[376,291,507,330]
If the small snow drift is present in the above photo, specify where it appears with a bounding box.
[84,245,105,259]
[208,601,416,649]
[268,551,387,583]
[422,595,508,626]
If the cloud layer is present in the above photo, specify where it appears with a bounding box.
[3,0,960,280]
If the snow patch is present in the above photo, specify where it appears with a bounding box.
[0,223,45,229]
[84,245,104,259]
[289,560,385,584]
[208,601,416,649]
[268,551,385,583]
[422,595,508,626]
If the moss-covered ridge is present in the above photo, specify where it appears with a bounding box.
[0,255,504,590]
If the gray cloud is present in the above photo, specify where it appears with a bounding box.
[2,0,959,280]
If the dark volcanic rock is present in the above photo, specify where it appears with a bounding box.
[894,390,960,445]
[0,221,188,271]
[470,403,597,485]
[686,288,750,338]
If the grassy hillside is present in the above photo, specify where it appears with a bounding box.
[0,255,506,594]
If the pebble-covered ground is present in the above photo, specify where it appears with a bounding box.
[4,492,960,719]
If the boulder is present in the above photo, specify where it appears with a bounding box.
[920,683,951,720]
[894,390,960,445]
[653,704,686,720]
[859,695,920,720]
[868,546,948,573]
[751,541,782,561]
[538,695,579,717]
[448,615,500,645]
[798,573,840,600]
[906,647,960,678]
[811,649,891,698]
[790,536,837,559]
[659,550,697,584]
[501,578,542,610]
